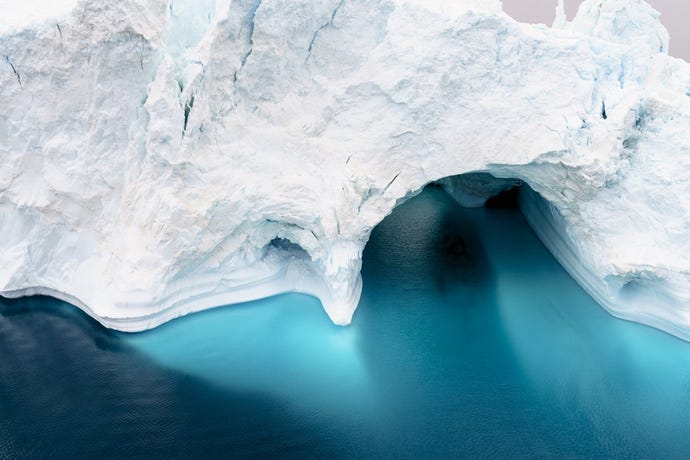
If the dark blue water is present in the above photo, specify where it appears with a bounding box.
[3,186,690,458]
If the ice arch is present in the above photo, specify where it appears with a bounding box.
[436,171,676,339]
[1,0,690,338]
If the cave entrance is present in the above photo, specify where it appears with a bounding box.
[358,172,557,321]
[435,172,524,210]
[357,172,573,327]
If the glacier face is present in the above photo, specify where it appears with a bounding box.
[1,0,690,337]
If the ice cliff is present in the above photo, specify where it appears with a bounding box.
[2,0,690,338]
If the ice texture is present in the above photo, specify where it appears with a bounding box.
[1,0,690,337]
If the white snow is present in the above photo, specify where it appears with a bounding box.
[2,0,690,339]
[0,0,78,34]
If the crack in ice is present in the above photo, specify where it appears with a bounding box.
[305,0,346,63]
[4,56,22,90]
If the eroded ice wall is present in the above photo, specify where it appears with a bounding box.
[1,0,690,337]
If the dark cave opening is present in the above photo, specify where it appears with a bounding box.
[485,185,521,209]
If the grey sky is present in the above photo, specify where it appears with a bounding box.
[502,0,689,61]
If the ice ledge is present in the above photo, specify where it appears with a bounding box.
[0,248,363,332]
[519,187,690,341]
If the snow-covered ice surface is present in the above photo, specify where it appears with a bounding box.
[1,0,690,337]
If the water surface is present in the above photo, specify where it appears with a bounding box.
[2,186,690,458]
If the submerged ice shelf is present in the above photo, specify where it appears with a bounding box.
[1,0,690,338]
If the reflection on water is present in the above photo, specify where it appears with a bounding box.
[2,186,690,458]
[124,294,377,426]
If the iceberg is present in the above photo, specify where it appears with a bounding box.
[2,0,690,338]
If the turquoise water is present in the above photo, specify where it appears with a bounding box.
[2,186,690,458]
